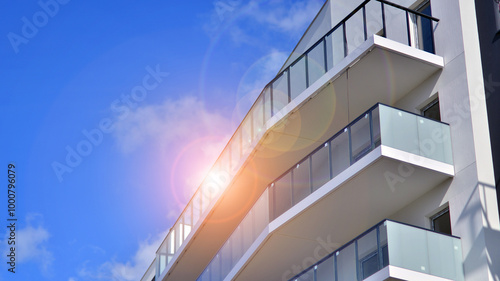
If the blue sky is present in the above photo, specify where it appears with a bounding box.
[0,0,323,280]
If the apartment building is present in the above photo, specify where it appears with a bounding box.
[141,0,500,280]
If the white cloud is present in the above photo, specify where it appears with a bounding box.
[113,96,232,154]
[1,214,54,276]
[204,0,324,43]
[112,96,233,199]
[243,0,324,34]
[233,49,288,120]
[77,231,168,281]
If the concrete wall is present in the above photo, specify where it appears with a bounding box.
[475,0,500,224]
[388,0,500,280]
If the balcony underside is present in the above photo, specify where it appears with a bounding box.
[368,265,459,281]
[229,147,453,281]
[161,36,444,281]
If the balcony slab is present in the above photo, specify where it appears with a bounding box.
[229,146,454,281]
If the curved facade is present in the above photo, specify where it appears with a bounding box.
[142,0,500,280]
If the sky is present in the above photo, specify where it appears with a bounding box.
[0,0,324,280]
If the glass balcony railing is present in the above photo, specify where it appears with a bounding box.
[153,1,440,279]
[290,220,464,281]
[197,103,453,281]
[140,259,156,281]
[270,103,452,221]
[197,190,270,281]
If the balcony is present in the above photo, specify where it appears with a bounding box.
[153,1,444,280]
[289,220,464,281]
[197,103,454,281]
[141,259,156,281]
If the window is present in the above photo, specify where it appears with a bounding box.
[422,98,440,121]
[411,0,435,53]
[431,207,452,235]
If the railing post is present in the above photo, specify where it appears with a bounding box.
[287,69,291,103]
[334,252,339,281]
[406,11,412,46]
[347,127,353,165]
[369,110,375,150]
[323,38,328,72]
[309,156,313,194]
[328,141,333,181]
[270,86,274,117]
[381,2,386,37]
[343,23,348,58]
[363,5,367,41]
[305,54,310,88]
[377,224,383,271]
[355,240,360,281]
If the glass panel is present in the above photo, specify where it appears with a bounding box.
[417,116,453,164]
[311,144,331,191]
[379,105,419,155]
[220,148,231,175]
[272,71,289,115]
[201,184,210,214]
[241,118,253,156]
[383,5,409,45]
[253,96,265,140]
[254,190,269,236]
[158,244,167,275]
[387,221,464,280]
[358,229,379,279]
[184,204,193,240]
[202,180,217,205]
[336,243,356,281]
[387,221,430,275]
[427,231,463,280]
[175,221,183,251]
[200,268,210,281]
[263,86,272,122]
[366,1,384,37]
[316,255,335,281]
[326,27,345,70]
[211,254,221,281]
[372,106,381,147]
[168,232,175,255]
[192,191,201,227]
[297,268,314,281]
[331,129,350,178]
[272,172,292,220]
[292,158,311,205]
[242,209,254,251]
[350,113,371,162]
[290,56,307,100]
[231,226,243,265]
[379,223,389,267]
[231,130,241,172]
[307,41,326,86]
[345,8,365,54]
[220,240,232,279]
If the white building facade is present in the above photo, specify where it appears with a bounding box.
[142,0,500,280]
